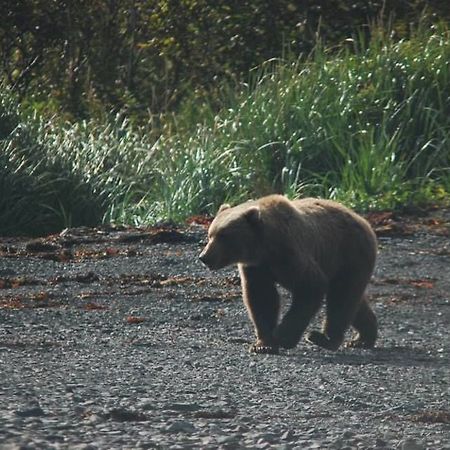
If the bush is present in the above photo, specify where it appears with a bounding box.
[1,25,449,235]
[0,85,173,235]
[146,24,450,215]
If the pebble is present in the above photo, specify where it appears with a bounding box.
[137,398,156,410]
[104,407,147,422]
[216,434,239,444]
[1,230,450,449]
[399,438,425,450]
[164,420,197,433]
[281,430,295,441]
[167,402,201,412]
[342,430,355,439]
[87,414,102,424]
[15,406,45,417]
[375,437,388,447]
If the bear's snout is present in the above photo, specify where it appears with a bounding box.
[198,249,209,265]
[199,242,223,270]
[199,246,214,269]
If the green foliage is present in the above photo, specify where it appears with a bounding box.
[2,1,450,119]
[1,25,450,235]
[0,87,106,235]
[0,87,157,235]
[146,24,450,216]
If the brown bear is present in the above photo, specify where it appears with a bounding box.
[199,194,378,354]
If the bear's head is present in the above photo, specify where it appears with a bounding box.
[199,202,263,270]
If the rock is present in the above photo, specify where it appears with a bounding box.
[399,438,425,450]
[15,406,45,417]
[0,444,22,450]
[25,240,60,253]
[87,414,102,424]
[329,438,344,449]
[104,408,148,422]
[164,420,196,433]
[216,434,239,444]
[342,430,355,439]
[281,430,295,441]
[232,425,249,433]
[167,402,201,412]
[375,437,388,447]
[138,399,156,411]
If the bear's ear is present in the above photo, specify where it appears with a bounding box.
[218,203,231,214]
[244,206,261,227]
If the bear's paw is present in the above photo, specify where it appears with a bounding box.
[306,331,340,351]
[346,337,376,349]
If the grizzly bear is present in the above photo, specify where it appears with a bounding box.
[199,195,378,354]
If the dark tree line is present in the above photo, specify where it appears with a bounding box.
[1,1,449,120]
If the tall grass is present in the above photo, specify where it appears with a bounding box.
[1,25,449,235]
[156,23,450,213]
[132,24,450,223]
[0,89,154,235]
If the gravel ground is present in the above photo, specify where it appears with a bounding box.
[0,210,449,450]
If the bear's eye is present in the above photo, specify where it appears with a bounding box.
[216,231,231,242]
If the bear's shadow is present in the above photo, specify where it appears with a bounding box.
[294,344,441,368]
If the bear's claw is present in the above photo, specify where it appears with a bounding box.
[249,343,279,355]
[346,338,375,349]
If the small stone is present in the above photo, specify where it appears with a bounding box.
[1,444,24,450]
[165,420,196,433]
[15,406,45,417]
[105,407,147,422]
[216,434,238,444]
[87,414,102,424]
[138,399,156,411]
[167,402,201,412]
[66,445,97,450]
[330,439,344,449]
[306,428,319,436]
[281,430,295,441]
[399,438,425,450]
[201,436,215,445]
[232,425,248,433]
[261,433,278,443]
[383,432,397,441]
[342,430,355,439]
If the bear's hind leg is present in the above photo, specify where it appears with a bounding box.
[239,265,280,354]
[347,295,377,348]
[308,275,367,351]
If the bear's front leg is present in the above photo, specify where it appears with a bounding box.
[274,284,323,349]
[239,264,280,355]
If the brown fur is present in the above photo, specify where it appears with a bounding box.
[199,195,378,354]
